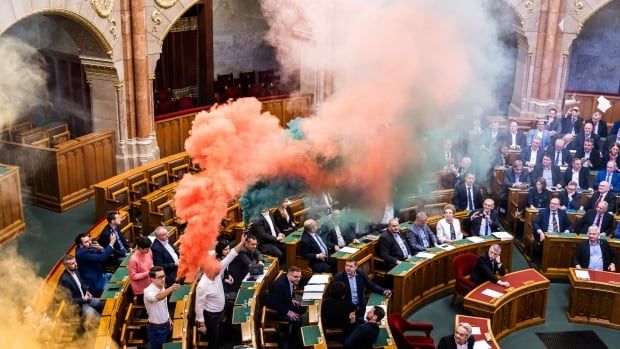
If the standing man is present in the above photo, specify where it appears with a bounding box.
[574,226,616,272]
[75,232,116,297]
[143,266,180,349]
[437,323,475,349]
[468,199,500,237]
[195,236,245,349]
[267,265,305,326]
[470,244,510,287]
[98,211,130,266]
[334,259,391,317]
[151,226,180,287]
[343,306,385,349]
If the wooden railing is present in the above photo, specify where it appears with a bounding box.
[154,93,313,157]
[0,164,25,244]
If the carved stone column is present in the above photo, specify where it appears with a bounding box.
[82,57,121,137]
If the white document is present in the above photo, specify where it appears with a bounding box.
[597,95,612,112]
[438,244,456,251]
[467,236,485,243]
[492,231,513,240]
[301,292,323,301]
[481,288,504,298]
[471,326,481,335]
[416,252,436,259]
[575,269,590,280]
[307,274,330,284]
[304,284,326,293]
[474,340,491,349]
[338,246,359,254]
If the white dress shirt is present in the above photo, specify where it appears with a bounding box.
[195,249,239,321]
[144,283,171,324]
[262,211,277,237]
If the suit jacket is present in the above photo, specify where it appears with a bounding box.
[519,147,544,167]
[500,131,526,148]
[76,245,114,297]
[468,209,499,236]
[251,214,282,246]
[563,167,590,189]
[377,231,411,267]
[573,239,616,270]
[546,148,571,167]
[528,188,550,209]
[592,120,607,138]
[503,168,531,190]
[576,209,614,236]
[334,270,386,306]
[321,298,356,332]
[228,247,264,292]
[559,190,582,211]
[561,116,583,135]
[299,231,333,271]
[470,253,506,285]
[547,118,562,135]
[151,239,179,287]
[452,183,483,211]
[405,224,438,253]
[321,220,356,248]
[273,207,296,234]
[575,133,601,151]
[344,322,380,349]
[98,224,130,259]
[530,164,562,187]
[59,270,89,305]
[575,148,601,169]
[437,335,475,349]
[585,191,617,212]
[267,273,295,318]
[533,209,572,235]
[526,129,551,150]
[593,171,620,193]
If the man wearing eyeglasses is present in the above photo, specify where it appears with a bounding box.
[143,266,180,349]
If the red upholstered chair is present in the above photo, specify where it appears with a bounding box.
[225,86,242,99]
[388,313,435,349]
[452,252,478,305]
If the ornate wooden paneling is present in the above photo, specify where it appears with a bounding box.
[0,164,25,244]
[564,91,620,123]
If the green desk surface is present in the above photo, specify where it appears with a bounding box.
[428,247,443,253]
[109,267,128,283]
[169,284,191,302]
[240,281,256,289]
[482,234,498,241]
[388,261,414,276]
[545,232,582,238]
[283,231,303,243]
[407,256,427,265]
[231,306,250,324]
[350,241,367,248]
[100,284,122,299]
[162,342,182,349]
[367,293,387,306]
[332,250,350,259]
[301,299,320,307]
[235,288,255,306]
[374,327,389,346]
[301,325,322,346]
[0,166,6,175]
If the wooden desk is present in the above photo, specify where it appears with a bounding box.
[331,240,375,273]
[567,268,620,329]
[0,164,25,244]
[464,268,549,340]
[455,315,499,349]
[388,236,513,317]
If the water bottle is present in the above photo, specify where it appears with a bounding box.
[243,300,249,317]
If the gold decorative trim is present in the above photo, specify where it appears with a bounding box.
[152,10,162,32]
[573,1,585,15]
[90,0,115,18]
[155,0,178,9]
[525,1,534,13]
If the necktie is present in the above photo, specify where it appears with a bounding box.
[606,173,612,184]
[552,212,558,232]
[315,235,329,255]
[114,229,126,253]
[485,216,490,236]
[556,151,561,166]
[420,228,429,248]
[595,195,602,209]
[467,187,474,211]
[595,213,602,227]
[449,222,456,240]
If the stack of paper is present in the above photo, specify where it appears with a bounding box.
[438,244,456,251]
[473,340,491,349]
[471,327,481,335]
[467,236,485,243]
[575,269,590,280]
[416,252,436,259]
[307,274,330,284]
[492,231,513,240]
[302,292,323,301]
[597,95,612,112]
[304,284,326,293]
[339,246,359,254]
[481,288,504,298]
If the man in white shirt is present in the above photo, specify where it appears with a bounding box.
[59,255,104,327]
[151,226,180,287]
[144,266,180,349]
[195,236,246,348]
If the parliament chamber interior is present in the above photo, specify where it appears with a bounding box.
[1,1,620,349]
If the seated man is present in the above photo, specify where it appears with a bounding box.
[585,181,617,212]
[563,158,590,190]
[97,211,130,267]
[267,265,305,325]
[530,154,562,188]
[59,255,104,326]
[437,322,475,349]
[376,218,412,268]
[299,219,336,273]
[526,119,551,150]
[75,232,116,297]
[321,210,357,251]
[470,244,510,287]
[452,173,483,212]
[576,139,601,170]
[520,136,543,168]
[593,161,620,194]
[251,209,285,259]
[468,199,500,237]
[405,212,439,253]
[533,198,572,241]
[576,201,613,236]
[334,259,391,317]
[573,226,616,272]
[546,138,570,167]
[228,233,264,292]
[343,305,385,349]
[559,181,582,211]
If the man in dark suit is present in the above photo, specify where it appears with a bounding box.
[75,232,116,297]
[560,181,582,211]
[343,305,385,349]
[452,173,483,211]
[376,218,411,268]
[59,255,104,323]
[470,244,509,287]
[533,198,572,241]
[501,160,530,205]
[299,219,336,273]
[546,138,571,167]
[228,233,264,292]
[250,209,285,259]
[575,121,601,152]
[437,323,476,349]
[585,181,617,212]
[321,210,357,250]
[590,111,607,138]
[563,158,590,190]
[267,265,305,325]
[468,199,499,237]
[577,139,601,170]
[500,121,526,149]
[151,226,179,287]
[334,259,391,317]
[573,226,616,272]
[576,201,614,236]
[97,211,130,267]
[530,154,562,188]
[520,136,544,167]
[561,107,583,135]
